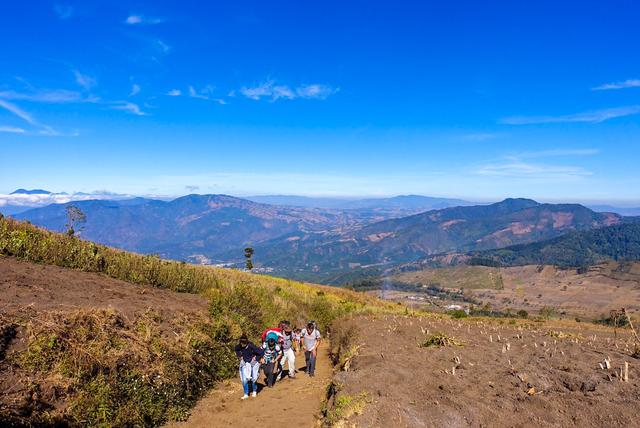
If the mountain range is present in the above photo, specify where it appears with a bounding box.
[14,194,377,264]
[14,193,637,284]
[243,198,627,282]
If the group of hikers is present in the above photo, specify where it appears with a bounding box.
[234,320,322,400]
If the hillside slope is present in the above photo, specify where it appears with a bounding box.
[0,216,391,426]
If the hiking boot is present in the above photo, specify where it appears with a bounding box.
[241,394,249,400]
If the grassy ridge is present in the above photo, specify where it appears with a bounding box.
[0,216,394,426]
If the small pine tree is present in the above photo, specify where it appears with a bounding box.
[244,247,254,271]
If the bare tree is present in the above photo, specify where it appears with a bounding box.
[65,205,86,236]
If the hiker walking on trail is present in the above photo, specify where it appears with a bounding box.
[261,337,282,387]
[235,334,263,400]
[278,323,296,379]
[301,321,321,377]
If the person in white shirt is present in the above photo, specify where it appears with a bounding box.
[301,321,321,377]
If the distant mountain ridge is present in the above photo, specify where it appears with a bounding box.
[10,189,53,195]
[246,198,625,282]
[15,194,380,263]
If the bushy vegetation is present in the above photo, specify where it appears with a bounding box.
[420,332,463,348]
[0,216,394,426]
[4,309,233,427]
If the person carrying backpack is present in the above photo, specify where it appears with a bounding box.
[278,323,296,379]
[235,334,263,399]
[261,337,283,387]
[301,321,321,377]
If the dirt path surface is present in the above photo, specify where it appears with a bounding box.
[166,348,332,428]
[330,314,640,427]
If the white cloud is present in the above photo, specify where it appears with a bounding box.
[0,126,25,134]
[0,99,71,136]
[110,101,147,116]
[592,79,640,91]
[0,89,88,103]
[125,15,165,25]
[129,84,141,96]
[73,70,97,91]
[54,4,73,19]
[501,106,640,125]
[239,80,337,101]
[0,191,131,208]
[0,99,38,125]
[186,85,225,104]
[295,84,337,99]
[475,162,591,179]
[188,85,207,99]
[166,89,182,96]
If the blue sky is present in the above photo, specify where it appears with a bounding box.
[1,1,639,203]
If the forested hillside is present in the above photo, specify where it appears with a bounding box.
[469,223,640,268]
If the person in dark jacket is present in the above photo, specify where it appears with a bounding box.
[235,334,263,399]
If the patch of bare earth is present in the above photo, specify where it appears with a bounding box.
[329,314,639,427]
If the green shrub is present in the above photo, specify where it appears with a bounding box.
[447,309,468,319]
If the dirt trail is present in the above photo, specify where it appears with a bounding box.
[166,348,332,427]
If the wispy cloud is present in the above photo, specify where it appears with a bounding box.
[0,99,73,136]
[239,80,338,101]
[166,89,182,96]
[54,4,73,19]
[125,14,165,25]
[475,148,597,181]
[0,89,89,103]
[110,101,147,116]
[592,79,640,91]
[501,105,640,125]
[187,85,226,104]
[475,162,591,179]
[295,84,337,99]
[0,99,38,125]
[0,125,26,134]
[154,39,171,54]
[513,148,600,159]
[129,84,141,96]
[188,85,211,100]
[73,70,97,91]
